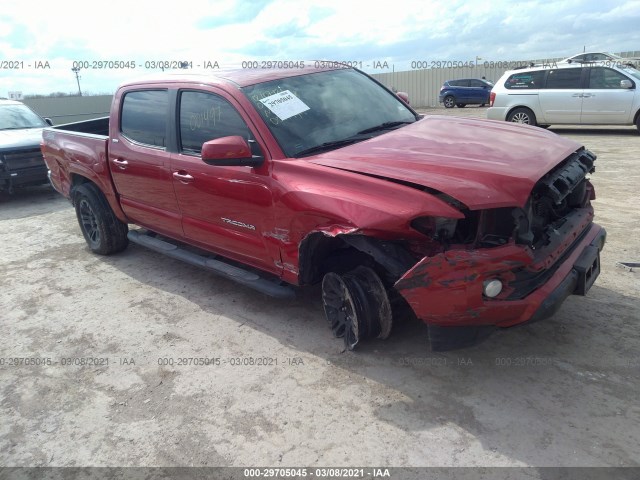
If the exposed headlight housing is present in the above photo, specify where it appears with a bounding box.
[411,216,458,241]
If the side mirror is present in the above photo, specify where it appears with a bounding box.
[202,136,264,167]
[621,79,634,89]
[396,92,410,105]
[44,118,53,126]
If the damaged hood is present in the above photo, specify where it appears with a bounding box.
[307,116,583,209]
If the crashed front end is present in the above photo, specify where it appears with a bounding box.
[394,149,606,350]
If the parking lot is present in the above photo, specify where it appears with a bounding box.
[1,106,639,469]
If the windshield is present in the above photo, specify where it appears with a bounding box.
[0,104,47,130]
[242,69,416,158]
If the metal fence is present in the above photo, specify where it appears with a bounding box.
[22,95,112,125]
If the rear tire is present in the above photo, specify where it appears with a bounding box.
[443,96,455,108]
[507,107,537,126]
[635,113,640,133]
[74,183,128,255]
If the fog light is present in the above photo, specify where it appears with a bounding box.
[483,279,503,298]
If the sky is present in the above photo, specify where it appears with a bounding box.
[1,0,639,96]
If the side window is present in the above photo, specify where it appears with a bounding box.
[545,69,583,89]
[588,54,608,62]
[470,79,486,88]
[505,70,544,89]
[588,67,632,89]
[179,91,250,154]
[121,90,168,147]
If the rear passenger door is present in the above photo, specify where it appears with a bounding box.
[455,80,471,102]
[581,67,635,124]
[109,88,183,237]
[538,68,585,123]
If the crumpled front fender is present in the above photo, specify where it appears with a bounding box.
[394,244,532,325]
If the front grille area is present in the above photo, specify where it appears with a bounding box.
[1,147,45,171]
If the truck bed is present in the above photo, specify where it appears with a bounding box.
[41,118,123,221]
[52,117,109,137]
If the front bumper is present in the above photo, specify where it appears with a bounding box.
[0,164,48,192]
[394,223,606,328]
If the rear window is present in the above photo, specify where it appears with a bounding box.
[504,71,545,89]
[120,90,168,147]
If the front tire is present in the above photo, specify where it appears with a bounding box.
[507,107,537,126]
[74,183,128,255]
[443,96,455,109]
[322,266,392,350]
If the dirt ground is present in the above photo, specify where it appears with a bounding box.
[1,107,639,472]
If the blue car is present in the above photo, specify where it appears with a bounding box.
[439,78,493,108]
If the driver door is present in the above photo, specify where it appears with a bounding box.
[170,89,279,274]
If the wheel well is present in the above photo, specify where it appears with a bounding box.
[298,232,417,286]
[634,108,640,125]
[298,233,366,285]
[507,105,534,117]
[69,174,93,205]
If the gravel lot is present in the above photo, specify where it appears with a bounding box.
[1,107,639,471]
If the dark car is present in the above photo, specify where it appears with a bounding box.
[0,100,53,194]
[439,78,493,108]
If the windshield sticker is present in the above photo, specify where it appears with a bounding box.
[259,90,310,121]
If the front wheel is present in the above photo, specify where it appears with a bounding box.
[443,96,455,109]
[507,107,537,126]
[322,266,392,350]
[74,183,128,255]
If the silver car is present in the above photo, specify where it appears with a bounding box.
[487,64,640,132]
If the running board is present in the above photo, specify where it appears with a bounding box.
[127,230,295,299]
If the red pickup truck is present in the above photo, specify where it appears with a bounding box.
[42,65,606,350]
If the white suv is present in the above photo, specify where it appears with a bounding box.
[487,63,640,132]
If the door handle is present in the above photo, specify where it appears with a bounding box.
[173,171,194,183]
[112,158,128,169]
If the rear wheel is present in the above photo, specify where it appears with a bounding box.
[507,107,537,126]
[456,103,466,108]
[322,266,392,350]
[635,113,640,133]
[74,183,128,255]
[443,96,455,108]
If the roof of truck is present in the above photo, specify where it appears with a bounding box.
[118,64,349,89]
